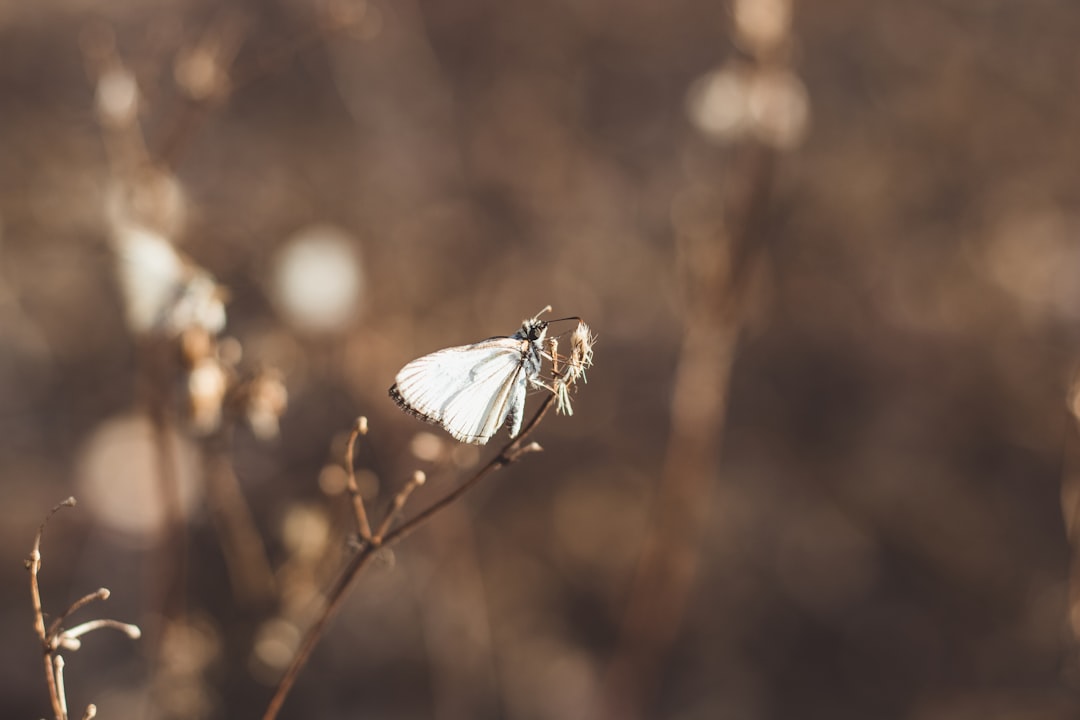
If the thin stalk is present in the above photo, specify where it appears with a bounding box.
[260,395,555,720]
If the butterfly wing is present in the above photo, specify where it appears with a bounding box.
[390,338,529,445]
[502,370,529,439]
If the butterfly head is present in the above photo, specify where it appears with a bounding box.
[518,318,549,343]
[517,306,585,343]
[514,305,553,343]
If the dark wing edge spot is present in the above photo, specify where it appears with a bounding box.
[389,384,442,426]
[390,384,492,444]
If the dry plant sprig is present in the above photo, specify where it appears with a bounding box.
[27,497,142,720]
[344,416,374,542]
[261,394,559,720]
[604,4,790,715]
[371,471,427,546]
[552,321,596,416]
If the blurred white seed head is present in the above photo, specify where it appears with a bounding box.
[112,225,183,334]
[687,64,809,150]
[746,68,809,149]
[687,66,752,142]
[112,226,227,337]
[167,271,228,337]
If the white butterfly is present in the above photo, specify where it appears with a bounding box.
[389,309,552,445]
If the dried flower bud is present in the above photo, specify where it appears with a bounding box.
[187,357,228,434]
[246,368,288,440]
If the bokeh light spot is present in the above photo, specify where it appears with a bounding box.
[75,414,202,545]
[272,224,364,333]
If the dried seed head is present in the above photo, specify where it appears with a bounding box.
[568,321,595,381]
[554,321,596,416]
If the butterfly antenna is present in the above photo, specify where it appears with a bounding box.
[545,315,583,333]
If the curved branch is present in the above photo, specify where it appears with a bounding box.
[260,394,556,720]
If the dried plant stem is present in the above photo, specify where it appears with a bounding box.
[54,656,69,719]
[28,498,142,719]
[48,589,109,640]
[28,497,77,720]
[1060,384,1080,648]
[261,394,556,720]
[205,443,277,606]
[40,649,64,720]
[371,471,426,545]
[344,417,374,541]
[604,141,776,719]
[156,9,249,168]
[157,7,369,169]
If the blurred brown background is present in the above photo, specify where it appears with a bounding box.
[3,0,1080,718]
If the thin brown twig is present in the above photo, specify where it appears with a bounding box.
[603,119,779,720]
[1060,382,1080,650]
[28,498,141,717]
[28,497,76,720]
[156,6,369,169]
[344,417,374,541]
[260,394,557,720]
[154,8,250,168]
[201,394,280,604]
[205,444,278,606]
[47,589,110,642]
[59,619,143,649]
[371,471,426,545]
[54,656,69,720]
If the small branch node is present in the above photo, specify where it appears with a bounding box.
[507,441,544,463]
[57,636,82,652]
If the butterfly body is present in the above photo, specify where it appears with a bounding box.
[389,318,548,445]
